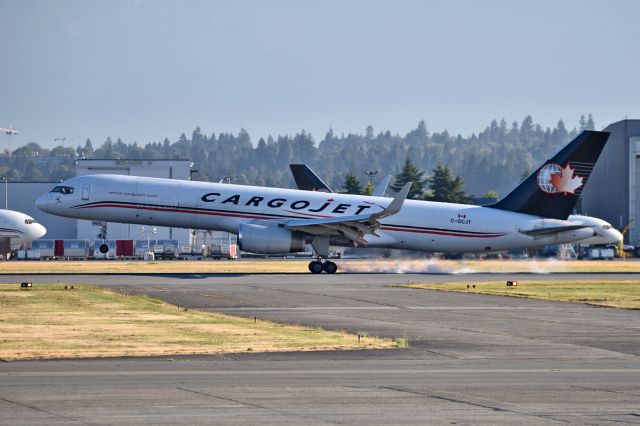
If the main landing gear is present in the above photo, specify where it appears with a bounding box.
[308,236,337,274]
[308,258,337,274]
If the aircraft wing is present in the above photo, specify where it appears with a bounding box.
[285,182,411,246]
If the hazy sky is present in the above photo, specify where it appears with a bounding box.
[1,0,639,148]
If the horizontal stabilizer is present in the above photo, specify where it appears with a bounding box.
[519,224,589,236]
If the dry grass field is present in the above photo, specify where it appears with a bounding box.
[0,259,309,274]
[399,280,640,309]
[1,258,640,274]
[0,284,394,361]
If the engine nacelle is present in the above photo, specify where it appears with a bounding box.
[238,221,306,254]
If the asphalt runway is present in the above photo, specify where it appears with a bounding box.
[2,272,640,425]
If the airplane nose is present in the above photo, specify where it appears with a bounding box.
[35,194,49,213]
[613,229,624,243]
[29,223,46,240]
[35,224,46,239]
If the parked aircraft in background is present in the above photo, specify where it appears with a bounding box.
[0,210,46,257]
[289,164,391,196]
[566,215,622,245]
[37,131,617,273]
[0,124,18,135]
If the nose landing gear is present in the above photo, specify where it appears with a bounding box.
[97,222,109,254]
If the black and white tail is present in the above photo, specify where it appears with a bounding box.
[489,130,610,219]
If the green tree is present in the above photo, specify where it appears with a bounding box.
[342,172,363,195]
[427,164,471,204]
[483,190,498,201]
[391,158,427,200]
[77,139,94,158]
[363,182,375,196]
[365,125,374,139]
[579,114,587,131]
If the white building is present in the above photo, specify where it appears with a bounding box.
[582,119,640,245]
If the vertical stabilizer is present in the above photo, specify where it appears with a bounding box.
[489,131,610,219]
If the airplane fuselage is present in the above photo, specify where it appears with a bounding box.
[36,174,612,253]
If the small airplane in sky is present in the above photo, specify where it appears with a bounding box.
[36,131,620,273]
[0,124,18,135]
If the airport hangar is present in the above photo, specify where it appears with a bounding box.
[582,119,640,248]
[1,159,230,246]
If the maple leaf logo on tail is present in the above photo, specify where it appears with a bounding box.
[549,164,583,195]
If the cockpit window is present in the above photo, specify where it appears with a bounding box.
[602,224,612,230]
[24,219,37,224]
[51,186,74,194]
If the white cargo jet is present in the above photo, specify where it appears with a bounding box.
[36,131,620,273]
[0,210,47,256]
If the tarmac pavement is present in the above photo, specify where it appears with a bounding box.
[1,272,640,424]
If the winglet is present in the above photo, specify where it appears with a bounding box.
[373,182,411,219]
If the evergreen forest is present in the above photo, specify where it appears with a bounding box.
[0,114,597,202]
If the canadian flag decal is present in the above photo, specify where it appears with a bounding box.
[550,164,584,195]
[537,163,584,195]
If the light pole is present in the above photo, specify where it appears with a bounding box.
[365,170,378,187]
[3,177,11,210]
[53,137,75,148]
[141,226,150,250]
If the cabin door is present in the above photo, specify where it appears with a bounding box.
[82,184,90,200]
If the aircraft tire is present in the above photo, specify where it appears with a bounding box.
[323,261,337,274]
[308,261,323,274]
[99,244,109,254]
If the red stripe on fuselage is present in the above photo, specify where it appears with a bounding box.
[79,203,507,238]
[0,228,24,234]
[79,203,277,221]
[380,226,506,238]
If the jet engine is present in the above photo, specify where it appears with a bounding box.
[238,221,306,254]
